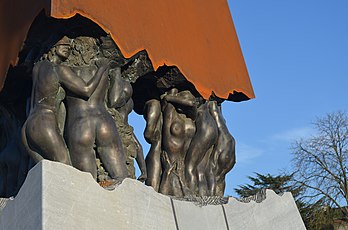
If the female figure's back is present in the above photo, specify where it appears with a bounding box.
[64,37,128,182]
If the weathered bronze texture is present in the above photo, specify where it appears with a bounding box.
[18,33,150,188]
[107,70,147,181]
[22,36,75,165]
[102,36,148,181]
[144,88,236,197]
[60,37,124,182]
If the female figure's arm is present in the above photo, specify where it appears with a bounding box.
[144,99,163,191]
[58,64,108,99]
[163,90,198,120]
[132,134,147,182]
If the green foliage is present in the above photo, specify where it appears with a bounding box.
[234,172,301,198]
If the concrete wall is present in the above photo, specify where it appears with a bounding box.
[0,161,306,230]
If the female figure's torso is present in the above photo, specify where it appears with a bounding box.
[30,61,64,113]
[65,65,108,118]
[162,103,196,162]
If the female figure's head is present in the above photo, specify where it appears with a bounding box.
[42,36,72,64]
[55,37,72,60]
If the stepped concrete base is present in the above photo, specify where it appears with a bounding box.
[0,161,306,230]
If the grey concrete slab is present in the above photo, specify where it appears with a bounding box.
[172,199,227,230]
[224,190,306,230]
[0,160,176,230]
[0,161,306,230]
[40,160,176,230]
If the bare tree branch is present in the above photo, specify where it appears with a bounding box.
[291,111,348,213]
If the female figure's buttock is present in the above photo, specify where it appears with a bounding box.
[66,108,119,145]
[25,109,59,145]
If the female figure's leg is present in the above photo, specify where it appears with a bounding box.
[96,115,128,180]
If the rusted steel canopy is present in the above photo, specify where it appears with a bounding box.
[0,0,47,87]
[0,0,255,101]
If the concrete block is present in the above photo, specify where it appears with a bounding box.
[43,161,176,230]
[1,161,176,230]
[0,160,306,230]
[224,190,306,230]
[172,199,227,230]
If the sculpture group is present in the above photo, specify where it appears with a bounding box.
[144,88,235,197]
[1,34,236,198]
[21,35,147,185]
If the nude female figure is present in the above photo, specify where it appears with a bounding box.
[184,100,219,195]
[145,88,196,196]
[107,67,147,181]
[208,101,236,196]
[144,98,163,191]
[22,36,105,165]
[190,100,235,196]
[65,37,128,181]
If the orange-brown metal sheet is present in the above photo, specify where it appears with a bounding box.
[0,0,47,90]
[0,0,255,100]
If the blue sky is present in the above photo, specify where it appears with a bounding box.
[130,1,348,196]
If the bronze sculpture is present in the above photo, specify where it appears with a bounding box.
[143,99,163,191]
[18,34,237,197]
[106,67,147,181]
[64,37,128,182]
[160,89,197,196]
[0,5,254,199]
[209,101,236,196]
[2,26,237,198]
[184,100,218,196]
[100,35,148,181]
[144,88,236,197]
[22,36,105,165]
[21,35,145,185]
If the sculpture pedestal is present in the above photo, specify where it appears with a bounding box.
[0,161,305,230]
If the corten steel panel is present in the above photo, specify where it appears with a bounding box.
[0,0,255,101]
[0,0,48,89]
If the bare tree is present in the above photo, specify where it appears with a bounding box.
[292,111,348,216]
